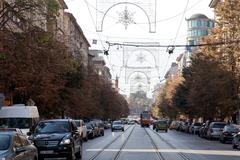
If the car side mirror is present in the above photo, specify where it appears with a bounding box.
[73,130,79,135]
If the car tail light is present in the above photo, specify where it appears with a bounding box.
[223,132,229,136]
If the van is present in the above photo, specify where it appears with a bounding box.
[0,104,39,134]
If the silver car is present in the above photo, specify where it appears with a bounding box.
[233,132,240,149]
[111,121,124,132]
[207,122,226,139]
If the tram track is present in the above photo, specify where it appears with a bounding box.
[88,125,135,160]
[149,128,194,160]
[113,124,136,160]
[144,127,166,160]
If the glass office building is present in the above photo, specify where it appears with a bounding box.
[186,14,214,63]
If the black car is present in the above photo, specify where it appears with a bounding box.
[0,131,38,160]
[220,124,239,143]
[29,119,82,160]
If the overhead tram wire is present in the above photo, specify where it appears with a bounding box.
[107,40,240,48]
[161,0,190,83]
[83,0,117,78]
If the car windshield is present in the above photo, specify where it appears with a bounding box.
[157,121,167,124]
[86,124,92,129]
[213,123,226,128]
[0,118,31,129]
[225,125,239,132]
[113,121,122,125]
[35,121,70,133]
[141,113,150,119]
[0,135,10,150]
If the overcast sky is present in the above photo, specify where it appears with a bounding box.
[65,0,214,97]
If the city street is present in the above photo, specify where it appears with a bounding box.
[83,125,240,160]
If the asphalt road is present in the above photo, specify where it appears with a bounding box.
[83,125,240,160]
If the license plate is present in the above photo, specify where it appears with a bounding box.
[40,150,54,154]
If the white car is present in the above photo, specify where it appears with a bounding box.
[74,119,88,141]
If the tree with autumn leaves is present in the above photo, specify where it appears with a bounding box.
[155,0,240,122]
[0,0,129,119]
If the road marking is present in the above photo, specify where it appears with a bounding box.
[86,149,240,156]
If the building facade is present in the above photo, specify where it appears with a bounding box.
[185,14,214,65]
[64,12,90,67]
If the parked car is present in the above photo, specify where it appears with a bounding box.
[182,122,191,133]
[0,131,38,160]
[111,120,124,132]
[207,122,226,139]
[29,119,82,160]
[189,122,202,134]
[90,121,100,137]
[86,123,95,139]
[96,121,104,136]
[199,121,212,138]
[103,121,111,129]
[177,121,185,131]
[153,120,168,132]
[169,121,179,130]
[232,131,240,149]
[74,119,88,142]
[219,124,240,143]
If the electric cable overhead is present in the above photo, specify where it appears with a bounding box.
[162,0,190,81]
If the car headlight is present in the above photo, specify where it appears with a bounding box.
[60,138,71,145]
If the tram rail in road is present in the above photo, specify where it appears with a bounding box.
[148,128,195,160]
[88,125,136,160]
[113,125,136,160]
[144,127,165,160]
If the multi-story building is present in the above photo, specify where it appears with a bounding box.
[47,0,68,41]
[185,13,214,65]
[164,62,178,80]
[64,12,90,67]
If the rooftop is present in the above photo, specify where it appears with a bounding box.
[188,14,209,20]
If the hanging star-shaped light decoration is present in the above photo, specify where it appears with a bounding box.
[117,6,136,30]
[134,74,142,81]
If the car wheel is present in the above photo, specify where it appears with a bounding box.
[122,128,124,132]
[84,135,88,142]
[233,144,238,149]
[165,129,168,132]
[76,145,82,160]
[102,131,104,136]
[68,145,76,160]
[221,138,225,144]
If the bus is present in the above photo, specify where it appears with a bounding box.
[0,104,39,135]
[140,111,152,127]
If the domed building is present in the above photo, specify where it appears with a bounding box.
[185,13,214,64]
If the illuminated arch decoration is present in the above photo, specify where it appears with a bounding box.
[96,0,156,33]
[124,42,160,84]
